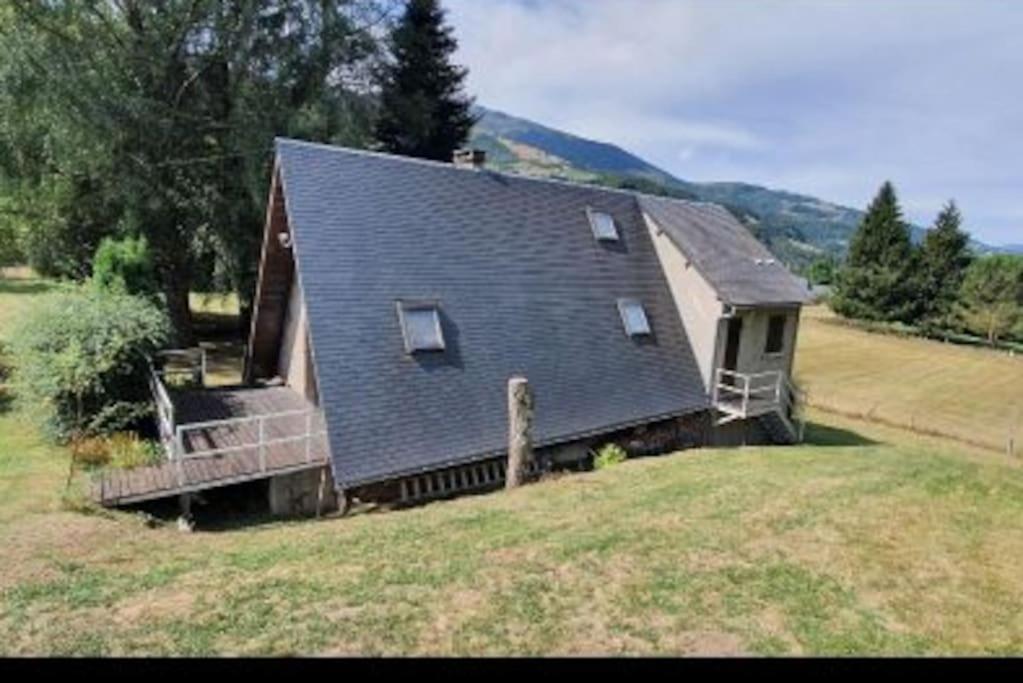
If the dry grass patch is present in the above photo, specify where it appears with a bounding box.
[796,305,1023,452]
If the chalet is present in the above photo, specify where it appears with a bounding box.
[97,139,810,518]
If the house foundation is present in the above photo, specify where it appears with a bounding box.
[268,466,338,517]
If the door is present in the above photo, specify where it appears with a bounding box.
[722,317,743,385]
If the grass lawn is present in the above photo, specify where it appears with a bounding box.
[796,305,1023,453]
[2,276,1023,654]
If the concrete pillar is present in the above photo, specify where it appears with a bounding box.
[506,376,534,489]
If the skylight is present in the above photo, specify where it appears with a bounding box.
[397,302,445,353]
[587,209,619,242]
[617,299,651,337]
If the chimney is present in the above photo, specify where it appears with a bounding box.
[452,148,486,170]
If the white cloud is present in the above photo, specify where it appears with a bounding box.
[445,0,1023,244]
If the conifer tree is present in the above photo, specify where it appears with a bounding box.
[832,181,920,322]
[375,0,476,161]
[918,200,972,325]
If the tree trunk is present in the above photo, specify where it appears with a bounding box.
[164,275,195,348]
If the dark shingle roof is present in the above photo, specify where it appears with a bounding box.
[638,195,811,306]
[276,139,708,487]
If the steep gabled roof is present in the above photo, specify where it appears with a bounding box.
[639,195,811,307]
[275,139,708,487]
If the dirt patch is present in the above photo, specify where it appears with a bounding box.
[114,589,196,626]
[666,630,747,656]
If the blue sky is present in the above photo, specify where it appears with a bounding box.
[446,0,1022,246]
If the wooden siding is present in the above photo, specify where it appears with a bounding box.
[245,168,296,382]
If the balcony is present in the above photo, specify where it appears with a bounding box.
[712,368,805,441]
[96,350,329,506]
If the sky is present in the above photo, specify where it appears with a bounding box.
[445,0,1022,246]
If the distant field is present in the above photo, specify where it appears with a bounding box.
[796,305,1022,454]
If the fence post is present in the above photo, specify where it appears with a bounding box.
[506,377,534,490]
[742,375,750,417]
[259,416,266,472]
[175,428,185,487]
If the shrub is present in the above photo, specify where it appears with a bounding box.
[107,432,163,469]
[71,436,113,467]
[593,443,628,470]
[92,235,159,298]
[9,284,169,440]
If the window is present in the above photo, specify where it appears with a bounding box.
[587,209,619,242]
[765,315,786,354]
[617,299,651,337]
[397,302,445,352]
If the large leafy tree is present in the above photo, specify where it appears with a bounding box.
[917,200,972,325]
[1,1,386,344]
[956,255,1023,345]
[832,181,920,323]
[374,0,476,161]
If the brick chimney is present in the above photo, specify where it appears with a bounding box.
[452,148,486,170]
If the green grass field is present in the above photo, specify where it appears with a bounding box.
[796,306,1023,453]
[2,277,1023,655]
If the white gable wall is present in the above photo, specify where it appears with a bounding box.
[643,212,725,392]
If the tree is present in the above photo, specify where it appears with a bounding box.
[956,255,1023,345]
[806,256,838,286]
[374,0,476,161]
[917,200,972,325]
[9,285,170,441]
[92,236,159,298]
[2,2,385,343]
[831,181,920,322]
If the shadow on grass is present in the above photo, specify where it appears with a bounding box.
[802,420,880,447]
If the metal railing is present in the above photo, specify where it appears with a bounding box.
[712,367,806,443]
[154,348,207,387]
[147,358,177,456]
[713,368,785,418]
[169,408,328,486]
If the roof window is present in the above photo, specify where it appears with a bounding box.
[617,298,651,337]
[397,301,445,353]
[587,209,620,242]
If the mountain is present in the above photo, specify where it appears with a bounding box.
[470,106,1001,270]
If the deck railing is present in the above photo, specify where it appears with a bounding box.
[712,368,806,442]
[169,408,328,486]
[713,368,785,418]
[147,358,177,457]
[154,348,207,387]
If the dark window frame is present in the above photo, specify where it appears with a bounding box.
[765,314,786,355]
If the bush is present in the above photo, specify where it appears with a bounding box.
[92,235,159,297]
[107,432,163,469]
[592,443,628,470]
[70,432,163,470]
[9,285,169,440]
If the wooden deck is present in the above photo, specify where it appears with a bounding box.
[96,385,329,506]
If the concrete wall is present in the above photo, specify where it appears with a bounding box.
[728,306,801,379]
[644,213,725,391]
[268,466,337,517]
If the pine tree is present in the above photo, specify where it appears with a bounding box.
[374,0,476,161]
[918,200,972,325]
[832,181,920,322]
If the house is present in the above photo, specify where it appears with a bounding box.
[96,139,810,517]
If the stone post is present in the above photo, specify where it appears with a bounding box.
[506,376,534,489]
